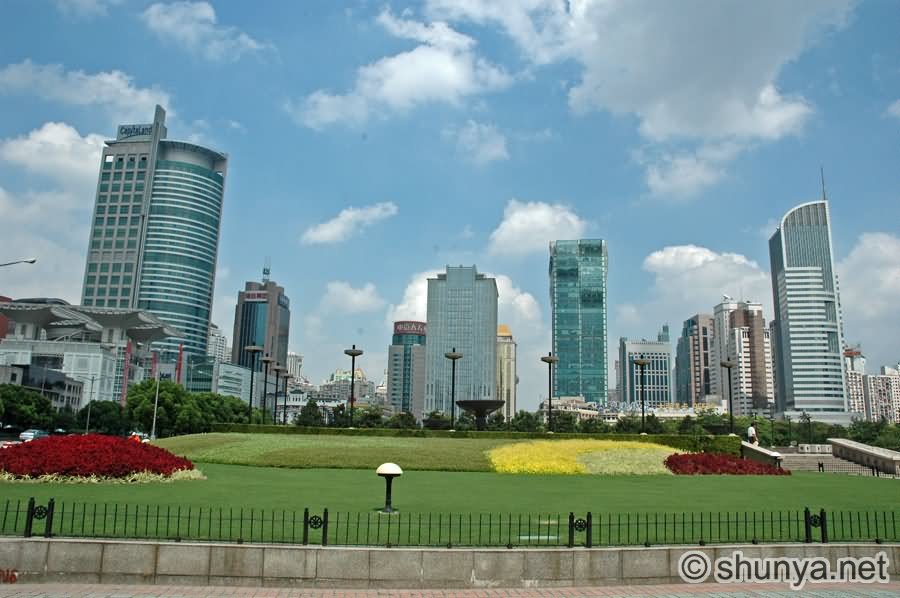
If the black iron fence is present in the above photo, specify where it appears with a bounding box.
[3,499,897,548]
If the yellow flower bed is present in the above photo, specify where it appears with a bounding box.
[488,439,679,475]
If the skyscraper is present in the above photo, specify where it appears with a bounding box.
[80,106,227,358]
[231,279,290,369]
[387,321,426,417]
[286,352,303,380]
[726,304,775,417]
[424,266,498,416]
[496,324,517,420]
[769,199,847,421]
[844,347,866,418]
[549,239,608,403]
[618,326,673,410]
[207,323,228,363]
[675,314,713,406]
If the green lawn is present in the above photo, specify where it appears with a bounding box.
[155,432,520,471]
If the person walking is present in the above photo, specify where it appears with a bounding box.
[747,422,758,445]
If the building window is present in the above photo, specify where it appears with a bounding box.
[88,263,98,273]
[123,183,132,192]
[91,240,101,249]
[122,275,132,285]
[126,239,137,249]
[100,263,109,272]
[95,299,105,307]
[110,275,120,285]
[113,172,122,181]
[111,184,120,192]
[99,184,109,192]
[83,299,93,306]
[112,263,122,273]
[124,263,133,272]
[85,287,94,297]
[101,172,111,181]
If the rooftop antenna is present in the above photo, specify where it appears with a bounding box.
[262,256,271,284]
[820,166,827,201]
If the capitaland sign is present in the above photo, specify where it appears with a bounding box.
[394,321,426,336]
[117,124,154,140]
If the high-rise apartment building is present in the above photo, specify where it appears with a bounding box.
[726,303,774,417]
[675,314,713,406]
[387,321,426,417]
[207,323,228,363]
[496,324,517,420]
[231,279,290,369]
[617,326,673,409]
[286,352,303,380]
[549,240,608,403]
[80,106,227,358]
[769,200,847,422]
[424,266,498,416]
[864,373,900,424]
[709,296,738,401]
[844,347,866,418]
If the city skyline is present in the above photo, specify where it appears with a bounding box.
[1,2,898,411]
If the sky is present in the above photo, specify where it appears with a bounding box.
[0,0,898,411]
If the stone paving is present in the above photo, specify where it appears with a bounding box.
[1,583,900,597]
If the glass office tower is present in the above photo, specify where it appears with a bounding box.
[549,240,608,404]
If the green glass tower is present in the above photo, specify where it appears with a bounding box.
[549,239,608,404]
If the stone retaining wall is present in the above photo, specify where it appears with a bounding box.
[0,538,897,589]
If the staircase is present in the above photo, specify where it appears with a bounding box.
[779,453,880,476]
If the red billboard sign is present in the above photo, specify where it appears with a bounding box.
[394,321,426,336]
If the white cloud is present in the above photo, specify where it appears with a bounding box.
[387,270,441,323]
[488,199,587,256]
[301,202,398,245]
[427,0,851,198]
[887,100,900,120]
[55,0,122,17]
[0,61,171,123]
[837,233,900,371]
[141,1,269,62]
[0,122,104,189]
[444,120,510,164]
[287,9,511,129]
[321,282,386,314]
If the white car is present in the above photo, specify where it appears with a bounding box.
[19,429,49,442]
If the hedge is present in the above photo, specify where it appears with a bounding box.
[209,424,742,455]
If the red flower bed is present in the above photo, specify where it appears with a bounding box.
[0,434,193,478]
[665,452,790,476]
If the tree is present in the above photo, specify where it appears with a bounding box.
[677,415,704,435]
[553,411,578,433]
[125,379,191,438]
[0,384,54,429]
[330,404,350,427]
[873,426,900,452]
[454,411,475,431]
[486,411,507,431]
[423,410,451,430]
[614,414,641,433]
[357,404,384,428]
[385,411,417,429]
[77,400,130,435]
[52,407,77,432]
[510,410,543,432]
[848,419,885,444]
[643,413,664,434]
[578,417,609,434]
[296,399,324,427]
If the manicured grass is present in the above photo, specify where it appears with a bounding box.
[2,462,898,513]
[156,432,519,471]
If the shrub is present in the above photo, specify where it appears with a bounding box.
[664,452,790,476]
[0,434,194,479]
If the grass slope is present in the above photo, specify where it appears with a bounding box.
[2,462,898,514]
[156,432,518,471]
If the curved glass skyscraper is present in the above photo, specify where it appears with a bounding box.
[768,199,847,421]
[81,106,227,358]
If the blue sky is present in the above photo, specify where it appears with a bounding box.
[0,0,898,410]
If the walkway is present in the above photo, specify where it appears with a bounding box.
[1,582,899,597]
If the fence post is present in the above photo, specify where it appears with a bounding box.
[803,507,812,543]
[321,509,329,547]
[819,509,828,544]
[23,498,35,538]
[585,512,593,548]
[567,512,575,548]
[302,508,309,545]
[43,499,55,538]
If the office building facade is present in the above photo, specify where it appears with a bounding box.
[549,239,608,403]
[617,326,673,410]
[675,314,713,406]
[207,323,228,362]
[496,324,517,420]
[387,321,426,417]
[769,200,847,421]
[231,280,290,369]
[424,266,498,416]
[80,106,227,359]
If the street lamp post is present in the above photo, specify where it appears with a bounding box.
[84,376,96,434]
[633,355,650,433]
[801,410,812,444]
[0,257,36,268]
[260,355,274,424]
[721,359,736,434]
[272,365,284,425]
[768,410,776,448]
[540,352,559,432]
[444,348,463,429]
[344,345,363,426]
[244,346,263,421]
[786,415,792,446]
[281,373,293,425]
[150,367,161,440]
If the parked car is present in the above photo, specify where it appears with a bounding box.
[19,429,49,442]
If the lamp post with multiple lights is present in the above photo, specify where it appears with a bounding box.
[633,355,650,433]
[540,352,559,432]
[721,359,736,434]
[443,348,463,429]
[344,345,363,426]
